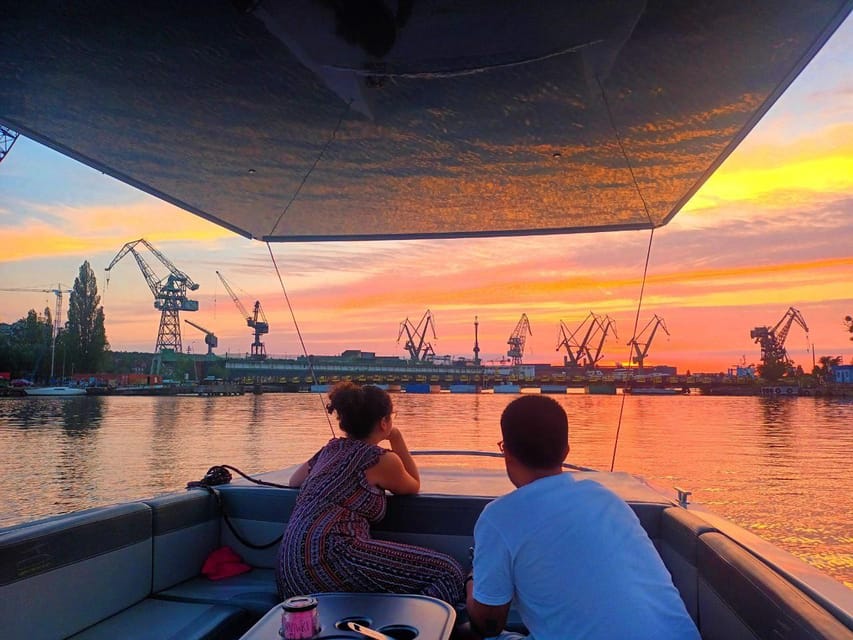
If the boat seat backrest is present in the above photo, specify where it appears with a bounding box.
[696,532,851,640]
[375,495,490,567]
[144,489,221,592]
[627,501,666,539]
[216,485,300,567]
[657,507,718,625]
[0,503,152,640]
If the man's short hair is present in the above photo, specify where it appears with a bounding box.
[500,395,568,469]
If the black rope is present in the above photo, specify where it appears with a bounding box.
[186,465,289,550]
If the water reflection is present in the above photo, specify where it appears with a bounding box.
[757,397,794,455]
[0,394,850,586]
[1,398,63,429]
[61,397,104,435]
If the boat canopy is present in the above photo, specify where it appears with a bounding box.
[2,1,851,241]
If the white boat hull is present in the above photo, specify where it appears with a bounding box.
[24,386,87,396]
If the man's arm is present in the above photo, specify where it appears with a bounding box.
[466,575,511,638]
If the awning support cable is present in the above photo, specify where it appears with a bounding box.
[263,100,353,438]
[596,75,657,472]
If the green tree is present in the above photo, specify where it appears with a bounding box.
[813,355,842,383]
[0,308,53,380]
[64,261,109,373]
[757,358,787,382]
[845,315,852,341]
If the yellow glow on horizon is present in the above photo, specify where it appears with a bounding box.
[687,155,853,210]
[685,124,853,211]
[0,200,233,263]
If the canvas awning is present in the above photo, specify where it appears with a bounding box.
[2,0,850,241]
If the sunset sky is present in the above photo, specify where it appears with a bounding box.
[1,16,851,375]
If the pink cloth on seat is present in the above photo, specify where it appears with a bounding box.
[202,546,252,580]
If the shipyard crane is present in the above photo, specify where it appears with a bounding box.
[397,310,437,362]
[556,312,618,369]
[507,313,532,366]
[216,271,269,359]
[184,320,218,355]
[0,285,71,378]
[105,239,199,353]
[750,307,809,371]
[627,314,669,370]
[587,314,618,368]
[0,126,19,165]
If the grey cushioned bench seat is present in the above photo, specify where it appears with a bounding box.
[0,500,252,640]
[697,532,852,640]
[148,489,281,616]
[155,568,280,617]
[69,598,248,640]
[657,506,718,625]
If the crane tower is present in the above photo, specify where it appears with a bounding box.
[556,312,617,369]
[216,271,269,359]
[627,315,669,370]
[0,125,19,165]
[397,310,437,362]
[507,314,532,366]
[105,239,199,353]
[750,307,809,372]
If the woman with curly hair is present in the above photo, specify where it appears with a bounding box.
[276,381,465,604]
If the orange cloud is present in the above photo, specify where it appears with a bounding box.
[0,199,233,263]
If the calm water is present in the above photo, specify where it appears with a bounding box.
[0,393,851,587]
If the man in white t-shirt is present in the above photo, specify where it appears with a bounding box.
[461,395,699,640]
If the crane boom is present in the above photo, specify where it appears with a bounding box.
[556,312,616,368]
[106,239,198,297]
[216,270,269,359]
[216,271,250,320]
[627,315,669,369]
[773,307,809,346]
[507,313,532,366]
[104,238,198,353]
[587,315,618,368]
[397,310,437,362]
[184,319,218,355]
[750,307,809,374]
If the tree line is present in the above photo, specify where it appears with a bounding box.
[0,262,108,381]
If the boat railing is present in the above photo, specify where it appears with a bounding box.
[410,449,597,472]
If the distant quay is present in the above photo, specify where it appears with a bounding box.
[221,352,852,397]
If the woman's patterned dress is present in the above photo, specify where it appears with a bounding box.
[276,437,464,604]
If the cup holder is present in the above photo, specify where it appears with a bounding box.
[335,617,373,631]
[378,625,419,640]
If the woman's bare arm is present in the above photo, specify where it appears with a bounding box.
[365,450,420,494]
[387,427,419,484]
[288,460,311,488]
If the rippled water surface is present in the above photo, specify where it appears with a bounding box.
[1,393,851,587]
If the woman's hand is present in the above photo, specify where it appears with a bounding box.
[386,426,404,445]
[368,424,420,494]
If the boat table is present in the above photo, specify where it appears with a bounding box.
[239,592,457,640]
